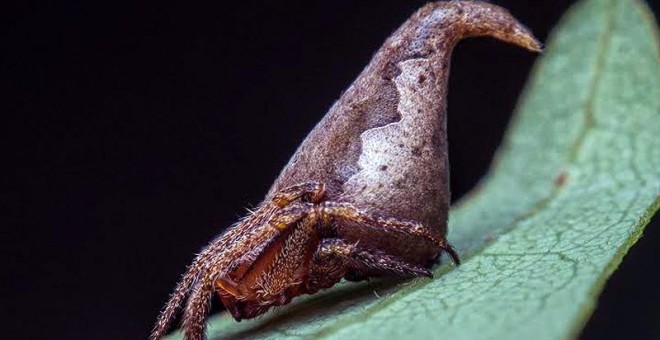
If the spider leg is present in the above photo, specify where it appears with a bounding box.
[304,239,350,293]
[151,182,326,339]
[306,238,431,294]
[150,229,239,340]
[267,203,314,231]
[149,268,195,340]
[318,202,460,265]
[271,181,325,206]
[200,203,320,323]
[181,272,214,340]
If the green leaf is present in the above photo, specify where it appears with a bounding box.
[167,0,659,338]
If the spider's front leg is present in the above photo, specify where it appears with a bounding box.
[271,181,325,207]
[151,182,326,340]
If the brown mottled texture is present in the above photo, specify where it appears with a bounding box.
[151,2,541,340]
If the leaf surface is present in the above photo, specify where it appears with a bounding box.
[167,0,659,338]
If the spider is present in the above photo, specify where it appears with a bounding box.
[150,1,540,339]
[150,181,459,340]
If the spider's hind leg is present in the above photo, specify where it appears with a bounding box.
[305,238,432,294]
[318,202,460,266]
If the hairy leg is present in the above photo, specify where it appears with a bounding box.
[271,181,325,206]
[204,208,321,323]
[271,200,460,269]
[150,232,237,340]
[150,269,195,339]
[181,273,214,340]
[318,202,460,265]
[151,182,325,339]
[306,238,431,294]
[304,239,350,293]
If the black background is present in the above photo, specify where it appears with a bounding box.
[4,1,659,339]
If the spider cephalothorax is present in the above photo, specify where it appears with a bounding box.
[151,2,540,339]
